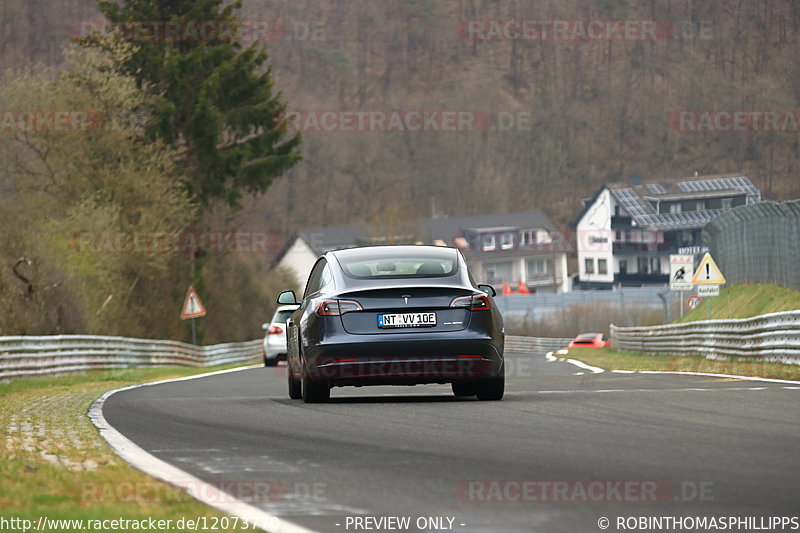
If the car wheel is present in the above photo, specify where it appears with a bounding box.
[265,357,278,367]
[301,374,329,403]
[287,365,302,399]
[475,365,504,401]
[451,382,477,397]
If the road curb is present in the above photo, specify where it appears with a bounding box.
[87,365,318,533]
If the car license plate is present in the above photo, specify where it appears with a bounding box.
[378,312,436,328]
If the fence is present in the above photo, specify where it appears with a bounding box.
[0,335,262,381]
[703,200,800,290]
[611,310,800,364]
[495,287,674,320]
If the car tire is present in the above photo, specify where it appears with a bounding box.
[264,357,278,367]
[451,382,477,397]
[475,365,504,401]
[301,373,330,403]
[287,365,302,399]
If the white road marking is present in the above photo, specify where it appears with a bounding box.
[88,365,319,533]
[565,358,605,374]
[616,370,800,385]
[544,351,604,373]
[505,386,799,395]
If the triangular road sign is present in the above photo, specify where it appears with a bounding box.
[691,253,726,285]
[180,286,207,319]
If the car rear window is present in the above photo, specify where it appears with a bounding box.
[340,254,457,279]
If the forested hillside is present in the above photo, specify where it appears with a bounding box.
[3,0,799,230]
[1,1,799,339]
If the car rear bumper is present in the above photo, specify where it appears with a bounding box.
[303,337,503,386]
[264,337,288,359]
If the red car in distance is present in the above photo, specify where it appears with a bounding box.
[567,333,612,349]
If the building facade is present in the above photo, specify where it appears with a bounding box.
[276,211,571,293]
[575,173,760,289]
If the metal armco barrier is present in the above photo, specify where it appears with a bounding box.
[0,335,262,381]
[0,334,573,381]
[611,310,800,364]
[505,336,571,354]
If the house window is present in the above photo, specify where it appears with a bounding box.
[619,260,628,274]
[638,256,649,274]
[484,261,513,283]
[520,230,536,247]
[669,203,682,214]
[501,232,514,250]
[721,198,733,209]
[526,258,551,278]
[598,259,608,275]
[650,257,660,274]
[695,200,706,211]
[585,258,595,274]
[482,234,496,251]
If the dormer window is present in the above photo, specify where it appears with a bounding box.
[482,234,496,251]
[695,200,706,211]
[669,203,682,214]
[520,230,537,247]
[501,232,514,250]
[721,198,733,209]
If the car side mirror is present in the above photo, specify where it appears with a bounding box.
[277,290,298,305]
[261,322,270,330]
[478,284,496,297]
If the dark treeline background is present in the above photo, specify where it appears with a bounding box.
[1,0,799,338]
[3,1,799,229]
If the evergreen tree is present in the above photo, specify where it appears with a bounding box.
[90,0,301,208]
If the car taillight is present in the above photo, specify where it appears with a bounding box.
[316,299,363,316]
[267,325,283,335]
[450,295,491,311]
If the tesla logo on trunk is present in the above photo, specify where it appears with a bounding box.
[401,295,410,304]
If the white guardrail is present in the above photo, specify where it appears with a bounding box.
[611,310,800,365]
[504,336,571,354]
[0,333,570,381]
[0,334,262,381]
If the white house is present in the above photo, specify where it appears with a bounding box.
[574,173,760,289]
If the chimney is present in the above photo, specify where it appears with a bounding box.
[629,174,642,187]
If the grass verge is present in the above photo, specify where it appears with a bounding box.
[565,347,800,381]
[675,283,800,322]
[0,366,262,532]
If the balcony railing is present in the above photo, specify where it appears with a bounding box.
[612,242,678,254]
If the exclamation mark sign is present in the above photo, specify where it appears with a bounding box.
[706,263,710,279]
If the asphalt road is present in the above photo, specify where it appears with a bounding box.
[103,352,800,533]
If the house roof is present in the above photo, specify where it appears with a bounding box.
[578,173,760,231]
[287,210,557,257]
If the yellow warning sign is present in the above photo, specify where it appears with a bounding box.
[691,253,726,285]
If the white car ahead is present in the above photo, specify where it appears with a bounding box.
[262,304,300,366]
